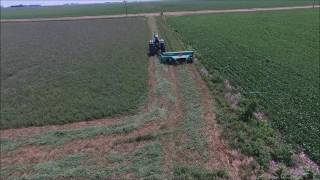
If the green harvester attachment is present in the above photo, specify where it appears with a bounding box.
[160,51,194,64]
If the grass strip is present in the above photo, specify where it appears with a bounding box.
[176,65,208,159]
[105,143,163,179]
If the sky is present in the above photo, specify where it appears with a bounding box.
[0,0,153,7]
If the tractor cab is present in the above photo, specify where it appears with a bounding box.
[149,33,165,56]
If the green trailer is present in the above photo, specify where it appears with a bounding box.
[160,51,194,64]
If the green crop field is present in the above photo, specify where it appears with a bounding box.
[167,9,320,163]
[1,0,317,19]
[1,17,148,129]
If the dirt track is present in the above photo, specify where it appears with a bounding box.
[1,5,318,23]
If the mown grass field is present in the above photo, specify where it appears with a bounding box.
[167,9,320,163]
[1,17,148,129]
[1,0,317,19]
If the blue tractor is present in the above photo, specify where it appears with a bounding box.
[148,32,194,64]
[148,33,166,56]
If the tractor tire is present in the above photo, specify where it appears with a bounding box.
[187,58,193,64]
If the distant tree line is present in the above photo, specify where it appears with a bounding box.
[9,4,41,8]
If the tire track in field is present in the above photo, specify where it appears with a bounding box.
[1,5,318,23]
[147,17,189,176]
[1,120,160,167]
[159,64,190,178]
[1,118,119,140]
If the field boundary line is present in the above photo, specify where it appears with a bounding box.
[1,5,319,23]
